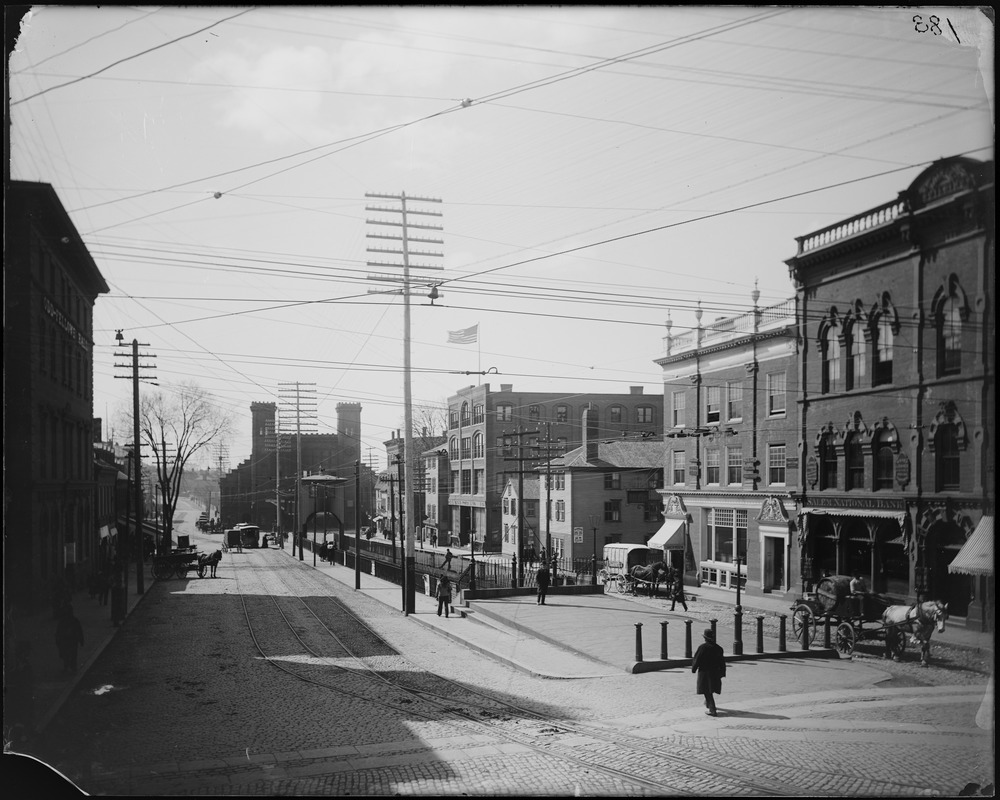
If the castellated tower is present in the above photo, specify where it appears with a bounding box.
[336,402,362,462]
[250,402,277,457]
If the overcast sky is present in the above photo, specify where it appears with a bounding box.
[9,6,994,472]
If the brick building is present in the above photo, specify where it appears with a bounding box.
[445,383,663,552]
[786,155,994,630]
[655,293,800,597]
[4,181,109,606]
[220,401,365,536]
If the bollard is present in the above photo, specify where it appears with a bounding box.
[635,622,643,662]
[660,621,669,660]
[801,615,810,651]
[710,618,718,643]
[684,619,693,658]
[511,554,518,589]
[756,615,765,654]
[733,610,744,656]
[779,614,787,652]
[824,614,832,649]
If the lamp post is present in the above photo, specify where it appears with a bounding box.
[733,554,744,655]
[588,514,600,586]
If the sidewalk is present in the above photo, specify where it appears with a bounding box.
[5,560,151,749]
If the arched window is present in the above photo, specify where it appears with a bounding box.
[460,402,470,425]
[873,312,894,385]
[822,324,841,393]
[846,434,865,490]
[449,437,458,460]
[935,425,961,491]
[846,317,866,391]
[473,432,484,458]
[873,427,897,491]
[820,433,838,489]
[937,297,962,376]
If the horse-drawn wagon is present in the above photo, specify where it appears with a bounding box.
[150,547,222,580]
[791,575,948,665]
[598,544,669,596]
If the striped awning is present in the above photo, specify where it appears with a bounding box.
[949,516,993,576]
[647,518,686,549]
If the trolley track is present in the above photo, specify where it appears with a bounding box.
[226,555,880,797]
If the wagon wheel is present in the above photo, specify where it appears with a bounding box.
[835,622,856,656]
[152,561,173,580]
[597,569,613,590]
[791,604,819,644]
[615,574,628,594]
[174,564,190,579]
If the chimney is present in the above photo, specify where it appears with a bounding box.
[583,405,600,463]
[630,386,643,395]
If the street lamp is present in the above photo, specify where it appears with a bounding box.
[588,514,600,586]
[733,554,744,655]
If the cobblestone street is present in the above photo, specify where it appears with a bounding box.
[9,539,993,796]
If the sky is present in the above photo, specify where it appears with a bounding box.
[9,6,994,473]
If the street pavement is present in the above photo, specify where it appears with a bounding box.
[5,513,995,796]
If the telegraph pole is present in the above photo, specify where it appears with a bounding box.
[366,191,443,615]
[537,423,562,563]
[279,382,317,562]
[502,427,539,587]
[114,331,156,592]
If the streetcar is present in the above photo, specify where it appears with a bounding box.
[224,523,261,550]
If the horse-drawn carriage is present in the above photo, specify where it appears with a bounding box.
[150,547,222,580]
[598,544,671,596]
[791,575,948,665]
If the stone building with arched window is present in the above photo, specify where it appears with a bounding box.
[786,156,994,631]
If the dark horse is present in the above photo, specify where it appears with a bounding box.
[882,600,948,666]
[198,550,223,578]
[630,561,669,595]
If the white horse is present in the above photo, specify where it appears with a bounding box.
[881,600,948,667]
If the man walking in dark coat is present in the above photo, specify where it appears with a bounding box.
[55,605,85,673]
[691,628,726,716]
[535,563,551,605]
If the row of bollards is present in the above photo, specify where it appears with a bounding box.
[634,610,816,662]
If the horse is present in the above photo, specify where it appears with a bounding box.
[198,550,223,578]
[881,600,948,667]
[630,561,669,595]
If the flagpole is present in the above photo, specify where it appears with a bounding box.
[478,324,481,385]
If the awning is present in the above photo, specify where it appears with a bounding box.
[647,518,686,549]
[949,516,993,576]
[805,508,906,530]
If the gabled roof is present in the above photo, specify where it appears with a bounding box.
[555,439,667,470]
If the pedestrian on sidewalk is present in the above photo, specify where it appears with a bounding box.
[55,604,84,673]
[692,628,726,716]
[442,548,454,571]
[97,566,111,606]
[670,579,688,612]
[535,563,551,605]
[435,576,453,618]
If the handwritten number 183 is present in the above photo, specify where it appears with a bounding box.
[913,14,942,35]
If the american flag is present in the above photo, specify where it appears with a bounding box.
[447,324,478,344]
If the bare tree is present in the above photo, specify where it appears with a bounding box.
[137,382,232,554]
[410,402,448,444]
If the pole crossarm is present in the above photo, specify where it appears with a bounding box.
[365,190,445,615]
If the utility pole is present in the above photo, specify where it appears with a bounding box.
[535,423,563,564]
[366,191,444,615]
[354,460,361,590]
[114,331,156,591]
[502,427,539,587]
[279,382,317,562]
[263,413,291,548]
